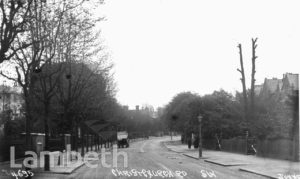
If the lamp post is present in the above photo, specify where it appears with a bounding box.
[198,115,203,159]
[245,130,249,155]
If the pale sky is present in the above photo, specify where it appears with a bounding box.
[0,1,298,110]
[2,0,300,109]
[96,0,300,109]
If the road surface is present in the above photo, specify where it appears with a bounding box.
[31,136,268,179]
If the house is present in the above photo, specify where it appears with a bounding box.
[0,85,23,119]
[259,78,283,99]
[257,73,298,100]
[282,73,299,94]
[254,85,263,96]
[0,84,23,137]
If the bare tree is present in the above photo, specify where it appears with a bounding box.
[0,0,33,63]
[30,0,99,171]
[52,1,105,152]
[237,44,248,126]
[237,38,258,132]
[250,38,258,118]
[1,0,105,170]
[1,0,68,171]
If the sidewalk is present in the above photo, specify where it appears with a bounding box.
[164,140,300,179]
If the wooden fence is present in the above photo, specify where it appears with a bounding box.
[256,138,299,161]
[203,137,299,161]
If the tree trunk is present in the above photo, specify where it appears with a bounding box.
[237,44,249,128]
[74,122,78,152]
[24,89,34,177]
[250,38,258,123]
[25,97,32,151]
[23,88,33,151]
[81,125,84,157]
[44,102,50,171]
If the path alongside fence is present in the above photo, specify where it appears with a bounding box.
[164,139,300,179]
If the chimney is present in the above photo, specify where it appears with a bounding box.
[136,105,139,111]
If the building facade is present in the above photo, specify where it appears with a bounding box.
[0,85,23,119]
[0,85,23,137]
[258,73,299,100]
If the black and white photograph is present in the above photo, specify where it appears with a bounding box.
[0,0,299,178]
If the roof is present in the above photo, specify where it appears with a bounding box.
[84,120,104,127]
[263,78,282,93]
[83,120,115,140]
[98,131,116,140]
[89,123,110,134]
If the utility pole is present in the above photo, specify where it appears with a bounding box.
[198,115,203,159]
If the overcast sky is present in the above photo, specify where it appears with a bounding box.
[96,0,299,109]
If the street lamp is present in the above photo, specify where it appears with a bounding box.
[198,115,203,159]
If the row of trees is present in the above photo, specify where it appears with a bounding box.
[0,0,119,170]
[0,0,167,167]
[109,105,165,138]
[162,90,241,141]
[162,89,298,142]
[162,38,298,144]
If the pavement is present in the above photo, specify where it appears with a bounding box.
[163,138,300,179]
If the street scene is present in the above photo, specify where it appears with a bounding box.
[0,0,299,179]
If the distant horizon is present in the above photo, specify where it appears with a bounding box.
[117,71,299,110]
[0,70,298,110]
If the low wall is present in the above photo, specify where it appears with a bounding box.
[256,138,298,161]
